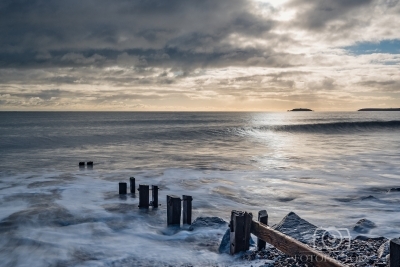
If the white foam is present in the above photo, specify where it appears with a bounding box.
[1,165,399,266]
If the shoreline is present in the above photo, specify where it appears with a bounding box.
[218,212,393,267]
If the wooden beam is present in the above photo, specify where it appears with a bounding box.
[167,195,181,226]
[151,185,159,208]
[130,177,135,194]
[138,185,149,208]
[390,238,400,267]
[119,182,127,194]
[230,211,252,255]
[182,195,193,225]
[251,220,346,267]
[257,210,268,251]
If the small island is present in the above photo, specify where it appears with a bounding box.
[358,108,400,111]
[287,108,313,112]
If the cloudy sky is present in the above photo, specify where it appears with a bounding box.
[0,0,399,111]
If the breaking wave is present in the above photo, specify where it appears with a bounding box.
[266,120,400,134]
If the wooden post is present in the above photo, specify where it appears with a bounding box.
[167,195,181,226]
[119,182,127,194]
[138,185,149,208]
[151,185,158,208]
[251,220,346,267]
[230,210,252,255]
[182,195,193,225]
[130,177,135,194]
[257,210,268,251]
[390,238,400,267]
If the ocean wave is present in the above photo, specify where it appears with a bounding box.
[265,120,400,134]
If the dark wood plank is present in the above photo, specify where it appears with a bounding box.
[119,182,127,194]
[138,185,149,208]
[167,195,181,226]
[151,185,159,208]
[130,177,135,194]
[391,238,400,267]
[230,210,252,255]
[182,195,193,225]
[257,210,268,251]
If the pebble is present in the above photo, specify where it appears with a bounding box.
[241,236,388,267]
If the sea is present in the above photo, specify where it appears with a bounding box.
[0,111,399,267]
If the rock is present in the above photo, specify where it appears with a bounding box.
[218,229,230,254]
[273,212,318,244]
[354,235,386,241]
[353,219,377,234]
[377,240,390,258]
[189,217,227,231]
[218,228,255,254]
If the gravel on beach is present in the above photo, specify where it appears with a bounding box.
[241,236,389,267]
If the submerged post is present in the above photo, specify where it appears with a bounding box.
[390,238,400,267]
[182,195,193,225]
[257,210,268,251]
[167,195,181,226]
[119,182,127,194]
[138,185,150,208]
[130,177,136,194]
[230,210,252,255]
[151,185,159,208]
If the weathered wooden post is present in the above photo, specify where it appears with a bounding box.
[182,195,193,225]
[130,177,135,194]
[138,185,150,208]
[79,162,85,168]
[230,210,252,255]
[257,210,268,251]
[119,182,127,194]
[151,185,159,208]
[167,195,181,226]
[390,238,400,267]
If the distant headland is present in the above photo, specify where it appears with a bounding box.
[358,108,400,111]
[287,108,313,112]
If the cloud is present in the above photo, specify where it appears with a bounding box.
[0,0,277,69]
[61,53,106,65]
[0,0,399,110]
[288,0,374,30]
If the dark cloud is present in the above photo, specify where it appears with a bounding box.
[357,80,400,92]
[1,88,72,100]
[288,0,374,30]
[0,0,279,69]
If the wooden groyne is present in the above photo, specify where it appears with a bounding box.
[83,165,399,267]
[229,209,345,266]
[116,176,193,226]
[229,210,400,267]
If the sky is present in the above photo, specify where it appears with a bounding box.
[0,0,399,111]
